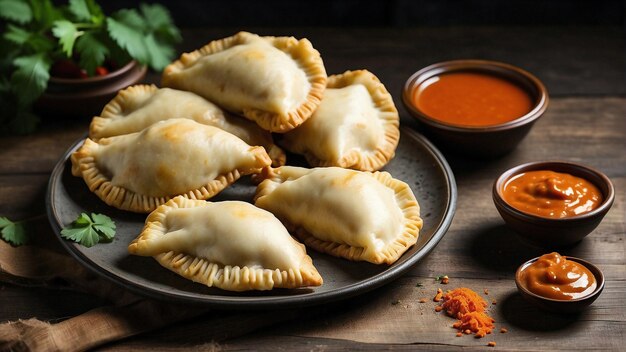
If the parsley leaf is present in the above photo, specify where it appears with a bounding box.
[11,53,52,106]
[74,32,109,75]
[3,24,32,45]
[0,216,28,246]
[61,212,116,247]
[0,0,33,24]
[52,20,83,57]
[106,15,148,65]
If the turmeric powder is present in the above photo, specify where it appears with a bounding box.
[437,287,495,338]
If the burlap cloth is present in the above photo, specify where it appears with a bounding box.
[0,218,305,351]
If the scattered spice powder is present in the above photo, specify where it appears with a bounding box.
[500,328,508,334]
[456,332,463,337]
[488,341,497,347]
[434,305,443,312]
[433,288,444,302]
[437,287,495,338]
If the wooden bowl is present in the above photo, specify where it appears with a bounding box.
[402,59,548,158]
[493,161,615,247]
[515,256,605,313]
[36,60,147,118]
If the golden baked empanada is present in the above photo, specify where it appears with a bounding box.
[71,119,271,213]
[128,196,323,291]
[254,166,422,265]
[90,85,285,166]
[280,70,399,171]
[162,31,327,133]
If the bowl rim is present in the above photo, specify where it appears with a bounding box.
[515,255,605,303]
[48,60,141,85]
[492,160,615,222]
[402,59,549,132]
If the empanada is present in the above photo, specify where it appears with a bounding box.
[128,196,323,291]
[90,85,285,166]
[162,31,327,133]
[254,166,422,265]
[280,70,399,171]
[71,119,271,213]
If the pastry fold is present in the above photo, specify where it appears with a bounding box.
[129,196,323,291]
[254,166,423,264]
[71,119,271,213]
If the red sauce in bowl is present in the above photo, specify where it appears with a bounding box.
[502,170,603,218]
[413,72,534,127]
[519,252,597,300]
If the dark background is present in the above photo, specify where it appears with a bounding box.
[97,0,624,27]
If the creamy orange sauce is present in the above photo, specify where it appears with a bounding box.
[414,72,534,126]
[520,252,596,300]
[502,170,602,218]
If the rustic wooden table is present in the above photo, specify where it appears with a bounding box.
[1,26,624,351]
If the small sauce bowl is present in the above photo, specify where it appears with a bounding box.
[515,256,605,313]
[402,59,548,158]
[493,161,615,247]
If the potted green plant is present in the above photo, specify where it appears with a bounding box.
[0,0,181,134]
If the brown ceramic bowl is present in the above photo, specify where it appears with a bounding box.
[402,59,548,158]
[515,256,605,313]
[36,60,147,118]
[493,161,615,247]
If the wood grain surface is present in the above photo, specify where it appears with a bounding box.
[0,26,624,351]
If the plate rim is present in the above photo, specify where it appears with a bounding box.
[46,126,457,309]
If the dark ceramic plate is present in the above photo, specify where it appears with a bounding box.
[46,127,456,309]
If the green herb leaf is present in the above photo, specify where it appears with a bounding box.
[90,213,115,241]
[75,32,109,75]
[106,15,148,64]
[3,24,32,45]
[69,0,89,21]
[61,212,116,247]
[144,33,173,71]
[52,20,83,57]
[29,0,62,29]
[140,3,180,41]
[0,216,28,246]
[0,0,33,24]
[11,53,51,106]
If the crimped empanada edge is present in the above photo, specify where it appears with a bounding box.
[255,168,423,265]
[161,31,328,133]
[129,196,323,291]
[71,139,271,213]
[281,69,400,171]
[89,84,159,141]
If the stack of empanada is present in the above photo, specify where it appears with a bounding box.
[69,31,421,292]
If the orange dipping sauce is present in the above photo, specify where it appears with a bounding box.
[502,170,603,218]
[520,252,597,300]
[414,72,534,126]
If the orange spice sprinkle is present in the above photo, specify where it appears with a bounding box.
[488,341,496,347]
[464,329,471,335]
[456,332,463,337]
[484,289,489,295]
[433,288,444,302]
[435,305,443,312]
[500,328,508,333]
[419,298,428,303]
[441,288,495,338]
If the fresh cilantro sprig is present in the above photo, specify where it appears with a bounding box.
[0,0,181,135]
[0,216,29,246]
[61,212,116,247]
